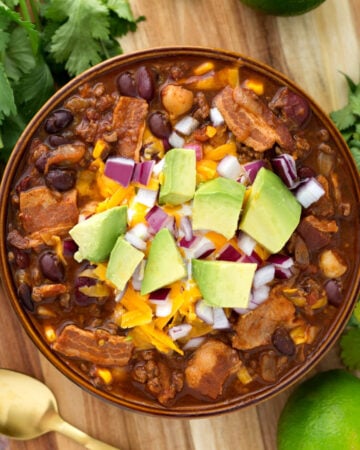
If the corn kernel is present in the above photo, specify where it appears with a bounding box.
[205,125,217,138]
[194,61,214,76]
[310,296,327,309]
[96,368,113,385]
[92,139,109,159]
[237,366,252,385]
[243,79,264,95]
[44,325,57,343]
[290,326,307,345]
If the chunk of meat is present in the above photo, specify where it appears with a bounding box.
[45,144,86,172]
[214,86,294,152]
[7,229,43,250]
[232,291,299,350]
[53,324,134,366]
[185,339,241,399]
[32,284,68,302]
[297,215,338,251]
[19,187,78,234]
[112,96,148,161]
[309,175,335,217]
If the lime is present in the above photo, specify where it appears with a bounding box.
[277,369,360,450]
[238,0,326,16]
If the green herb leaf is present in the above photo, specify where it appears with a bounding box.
[0,61,17,125]
[330,104,356,131]
[340,327,360,370]
[105,0,135,22]
[4,26,36,82]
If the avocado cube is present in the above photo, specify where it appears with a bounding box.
[239,168,301,253]
[192,177,246,239]
[159,148,196,205]
[69,206,128,263]
[192,259,257,308]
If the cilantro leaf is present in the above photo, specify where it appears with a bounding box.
[330,104,356,131]
[104,0,135,22]
[4,26,36,82]
[340,327,360,370]
[45,0,110,76]
[0,61,17,125]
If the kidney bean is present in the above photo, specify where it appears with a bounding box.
[148,111,172,138]
[44,109,74,134]
[272,327,295,356]
[15,176,33,193]
[18,283,35,312]
[324,279,342,306]
[117,71,137,97]
[135,66,155,101]
[270,87,310,129]
[14,249,30,269]
[297,165,316,179]
[45,169,76,191]
[39,252,65,282]
[47,134,69,147]
[74,277,97,305]
[35,153,48,173]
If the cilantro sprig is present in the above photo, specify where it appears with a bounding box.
[331,73,360,371]
[0,0,144,167]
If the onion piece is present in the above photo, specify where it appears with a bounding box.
[271,154,297,188]
[129,223,150,241]
[210,107,224,126]
[132,260,146,291]
[156,298,173,317]
[183,336,206,350]
[179,216,193,241]
[132,160,155,186]
[213,308,230,329]
[174,115,199,135]
[184,142,203,160]
[104,157,135,187]
[183,236,215,259]
[195,299,214,324]
[134,187,158,208]
[63,238,78,257]
[237,231,256,256]
[217,244,241,262]
[217,154,242,180]
[295,177,325,208]
[149,287,171,304]
[124,231,147,251]
[251,284,270,304]
[145,205,174,234]
[168,131,185,148]
[267,254,294,269]
[253,264,275,289]
[152,158,165,176]
[168,323,192,340]
[243,160,267,184]
[239,251,262,266]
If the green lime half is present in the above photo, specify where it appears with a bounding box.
[239,0,326,16]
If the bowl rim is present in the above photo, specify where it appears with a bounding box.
[1,45,359,417]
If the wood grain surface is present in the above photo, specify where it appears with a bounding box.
[1,1,359,449]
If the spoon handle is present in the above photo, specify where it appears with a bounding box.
[50,414,121,450]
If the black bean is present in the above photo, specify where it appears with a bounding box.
[148,111,172,138]
[35,154,48,173]
[39,252,65,282]
[47,134,69,147]
[325,279,342,306]
[117,71,137,97]
[135,66,155,101]
[74,277,97,305]
[270,87,310,129]
[272,327,295,356]
[297,166,316,179]
[18,283,35,312]
[44,109,74,134]
[45,169,76,191]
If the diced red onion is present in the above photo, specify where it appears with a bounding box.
[132,160,155,186]
[217,244,241,261]
[156,298,173,317]
[195,300,214,324]
[271,154,297,188]
[237,231,256,256]
[168,323,192,340]
[129,223,150,241]
[132,260,145,291]
[168,131,185,148]
[179,235,198,249]
[274,267,293,279]
[251,284,271,304]
[174,115,199,136]
[183,336,206,350]
[152,158,165,176]
[104,157,135,187]
[184,236,215,259]
[213,308,230,329]
[124,231,147,251]
[149,287,171,304]
[243,160,267,184]
[253,264,275,289]
[239,251,262,266]
[210,107,224,126]
[179,216,193,241]
[135,187,158,208]
[267,255,294,279]
[295,177,325,208]
[184,142,203,161]
[233,307,250,315]
[145,206,173,234]
[63,238,78,257]
[217,154,242,180]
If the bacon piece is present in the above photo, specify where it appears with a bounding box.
[112,96,148,161]
[7,229,43,250]
[45,144,86,172]
[32,284,68,302]
[214,86,294,152]
[185,339,241,399]
[19,186,78,234]
[232,290,300,350]
[297,215,338,251]
[53,324,134,366]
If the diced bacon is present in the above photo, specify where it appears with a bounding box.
[112,96,148,161]
[232,289,300,350]
[19,187,78,234]
[45,144,86,172]
[32,284,68,302]
[214,86,294,152]
[53,324,134,366]
[185,339,241,399]
[7,229,43,250]
[297,215,338,250]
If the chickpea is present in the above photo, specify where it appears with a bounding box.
[161,84,194,118]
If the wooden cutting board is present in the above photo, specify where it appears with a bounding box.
[1,0,359,449]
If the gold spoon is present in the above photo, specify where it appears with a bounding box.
[0,369,121,449]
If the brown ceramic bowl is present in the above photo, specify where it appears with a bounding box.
[0,47,359,417]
